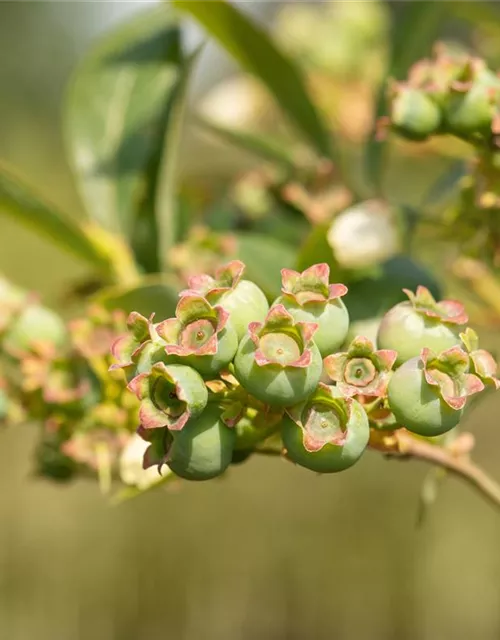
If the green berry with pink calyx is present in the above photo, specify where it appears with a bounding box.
[460,327,500,390]
[156,295,238,377]
[110,312,174,383]
[377,286,468,366]
[166,405,236,481]
[181,260,269,341]
[128,362,208,432]
[138,425,174,472]
[389,82,442,141]
[274,263,349,357]
[443,58,500,137]
[233,304,322,407]
[387,346,485,437]
[324,335,397,398]
[282,383,369,473]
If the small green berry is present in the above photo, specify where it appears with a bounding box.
[167,406,236,481]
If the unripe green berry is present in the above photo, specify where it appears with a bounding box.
[282,386,369,473]
[215,280,269,341]
[167,406,236,481]
[390,85,442,141]
[377,287,467,366]
[234,333,322,407]
[387,357,463,436]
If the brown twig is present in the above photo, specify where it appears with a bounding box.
[387,430,500,510]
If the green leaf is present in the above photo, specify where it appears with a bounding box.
[95,274,180,319]
[195,116,297,172]
[421,160,467,210]
[65,5,191,272]
[173,0,332,159]
[0,162,124,277]
[296,223,340,275]
[233,233,296,300]
[365,3,447,193]
[451,2,500,27]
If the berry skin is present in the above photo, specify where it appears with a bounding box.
[182,260,269,341]
[233,305,322,407]
[387,347,484,436]
[167,405,236,481]
[282,384,369,473]
[377,286,468,366]
[275,263,349,357]
[389,84,442,140]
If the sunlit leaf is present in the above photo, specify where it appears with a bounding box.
[173,0,332,159]
[0,162,125,278]
[65,5,193,273]
[365,3,446,194]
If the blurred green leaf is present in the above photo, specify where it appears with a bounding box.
[296,223,340,274]
[421,160,467,210]
[174,0,332,159]
[95,274,179,319]
[65,5,188,269]
[365,3,446,193]
[156,47,201,273]
[0,162,120,277]
[233,233,295,299]
[451,2,500,26]
[196,116,297,172]
[346,256,442,322]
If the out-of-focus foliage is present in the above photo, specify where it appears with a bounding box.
[1,0,500,513]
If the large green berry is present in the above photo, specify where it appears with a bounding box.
[182,260,269,340]
[234,305,322,406]
[390,84,442,140]
[3,304,67,356]
[167,406,236,481]
[377,286,467,366]
[157,295,238,377]
[444,63,500,137]
[275,263,349,357]
[387,347,484,436]
[282,384,369,473]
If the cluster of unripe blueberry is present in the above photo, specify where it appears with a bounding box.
[384,46,500,143]
[111,261,499,481]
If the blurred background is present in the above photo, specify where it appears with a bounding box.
[1,2,500,639]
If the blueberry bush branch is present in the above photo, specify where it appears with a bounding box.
[106,260,500,507]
